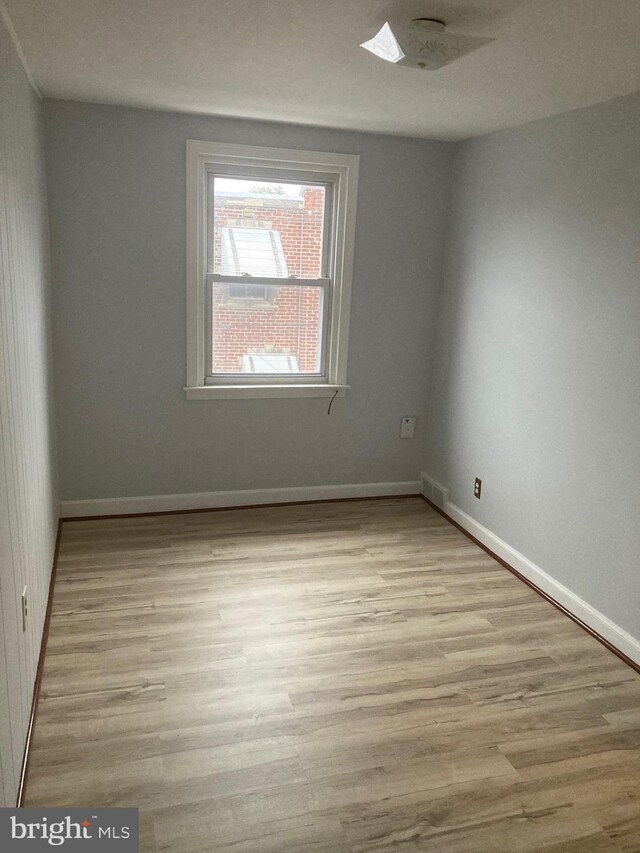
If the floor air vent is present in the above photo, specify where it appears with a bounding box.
[421,473,448,510]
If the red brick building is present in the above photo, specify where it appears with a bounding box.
[212,184,325,373]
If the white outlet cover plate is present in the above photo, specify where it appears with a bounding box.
[400,417,416,438]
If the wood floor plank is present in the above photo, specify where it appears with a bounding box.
[24,498,640,851]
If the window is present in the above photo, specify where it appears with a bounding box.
[186,141,359,399]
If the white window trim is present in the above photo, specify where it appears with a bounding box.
[185,140,359,400]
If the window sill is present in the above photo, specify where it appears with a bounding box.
[185,384,349,400]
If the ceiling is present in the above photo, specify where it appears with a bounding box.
[5,0,640,140]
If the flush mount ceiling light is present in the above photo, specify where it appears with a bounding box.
[360,18,494,70]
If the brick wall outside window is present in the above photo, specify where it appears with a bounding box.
[212,187,325,373]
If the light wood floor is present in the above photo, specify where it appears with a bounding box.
[25,498,640,852]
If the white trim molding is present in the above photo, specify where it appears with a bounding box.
[424,487,640,667]
[60,480,421,518]
[185,140,359,400]
[185,384,349,400]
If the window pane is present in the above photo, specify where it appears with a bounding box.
[210,177,326,278]
[211,283,324,375]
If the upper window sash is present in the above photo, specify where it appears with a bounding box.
[207,168,333,282]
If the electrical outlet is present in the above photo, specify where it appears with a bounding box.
[400,416,416,439]
[474,477,482,499]
[21,587,28,632]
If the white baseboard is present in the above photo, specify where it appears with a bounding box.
[439,498,640,667]
[60,480,421,519]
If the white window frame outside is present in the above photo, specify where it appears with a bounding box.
[185,140,359,400]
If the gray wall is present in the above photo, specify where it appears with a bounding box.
[44,100,452,502]
[0,14,58,806]
[427,92,640,639]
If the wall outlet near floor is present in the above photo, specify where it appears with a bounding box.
[474,477,482,499]
[400,416,416,439]
[21,586,28,632]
